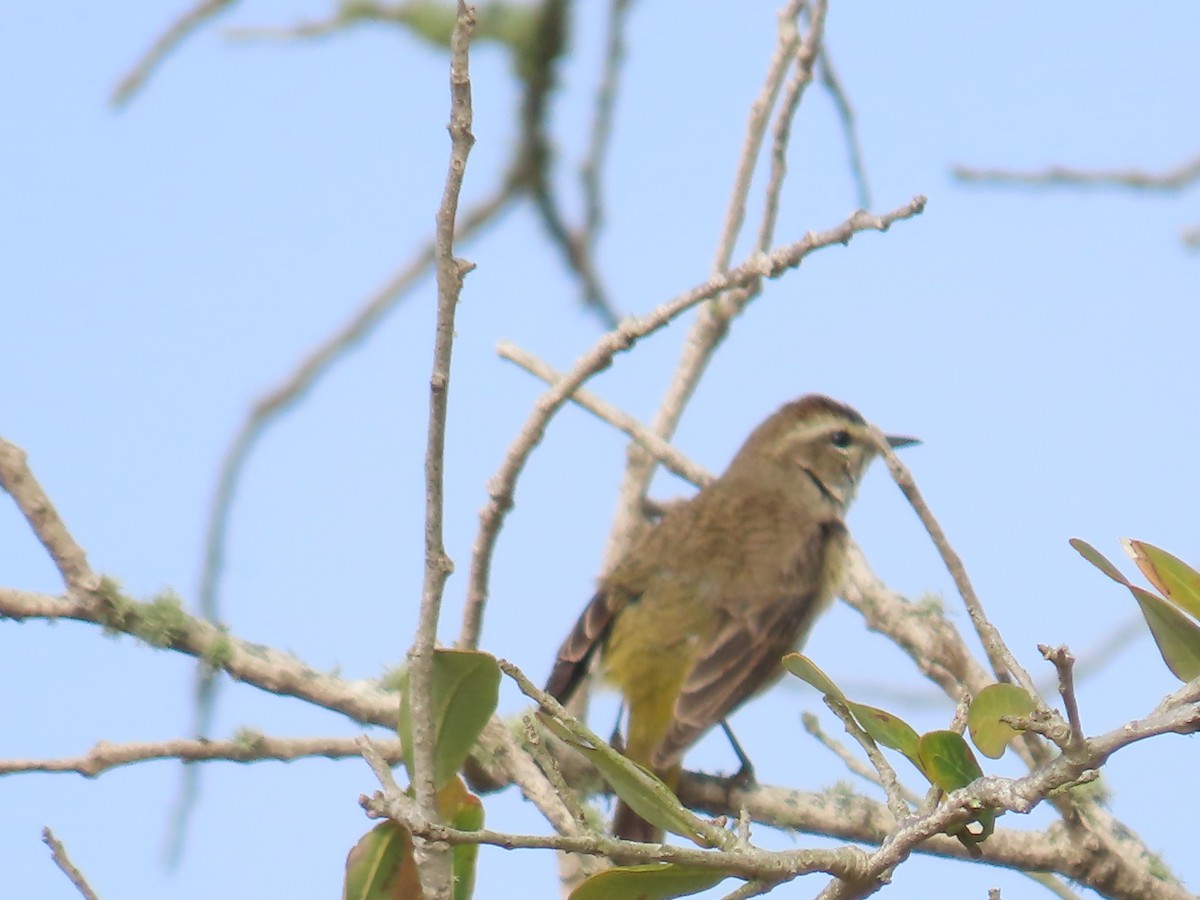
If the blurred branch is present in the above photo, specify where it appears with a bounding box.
[111,0,238,106]
[581,0,632,252]
[517,0,622,328]
[42,829,100,900]
[817,49,870,209]
[953,153,1200,191]
[954,153,1200,249]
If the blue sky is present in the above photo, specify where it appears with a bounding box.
[3,2,1199,898]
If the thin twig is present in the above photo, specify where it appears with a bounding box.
[357,735,407,798]
[820,696,910,823]
[495,343,714,487]
[756,0,828,254]
[871,431,1042,702]
[461,197,926,647]
[520,712,593,831]
[713,0,807,273]
[408,6,477,897]
[478,716,586,838]
[111,0,237,106]
[1040,645,1085,753]
[801,713,922,806]
[42,829,101,900]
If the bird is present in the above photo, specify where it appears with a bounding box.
[543,394,917,842]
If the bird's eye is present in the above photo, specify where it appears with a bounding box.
[830,430,853,449]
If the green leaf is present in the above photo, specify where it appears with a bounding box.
[343,821,421,900]
[539,715,706,844]
[846,702,920,765]
[398,649,501,789]
[1071,539,1200,681]
[1125,539,1200,622]
[967,684,1036,759]
[781,653,847,704]
[387,0,457,48]
[438,776,484,900]
[569,864,730,900]
[1069,538,1128,584]
[1129,584,1200,682]
[917,731,983,793]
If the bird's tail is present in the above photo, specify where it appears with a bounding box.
[611,762,680,844]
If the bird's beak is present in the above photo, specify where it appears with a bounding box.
[886,434,921,449]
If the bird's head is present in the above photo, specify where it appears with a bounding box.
[725,394,918,510]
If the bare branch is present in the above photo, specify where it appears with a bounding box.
[42,828,101,900]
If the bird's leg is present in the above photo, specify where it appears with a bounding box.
[720,720,756,787]
[608,703,627,754]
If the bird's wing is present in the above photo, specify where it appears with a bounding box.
[650,598,804,767]
[652,519,844,769]
[543,501,693,705]
[543,587,624,705]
